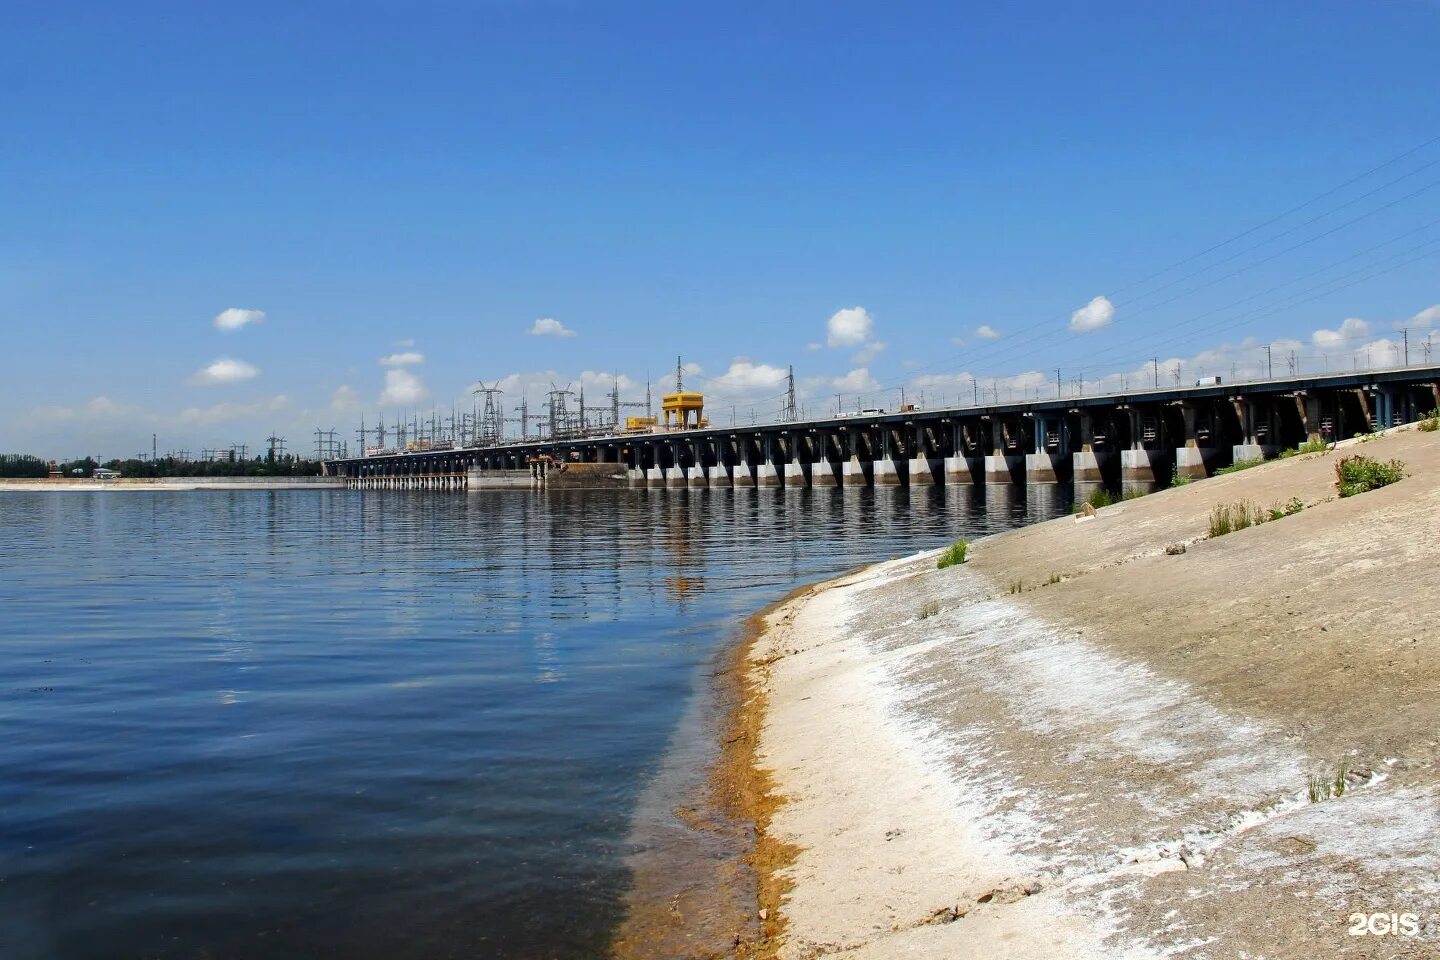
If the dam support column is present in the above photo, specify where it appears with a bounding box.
[1175,402,1224,480]
[1232,397,1280,463]
[665,443,688,488]
[908,424,939,485]
[783,434,807,487]
[984,417,1024,484]
[1072,411,1115,486]
[687,440,708,487]
[1121,407,1169,493]
[756,435,781,487]
[943,420,981,484]
[733,439,756,488]
[644,442,665,488]
[872,426,902,486]
[1025,414,1069,484]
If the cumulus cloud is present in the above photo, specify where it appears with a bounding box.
[826,307,873,348]
[175,394,289,426]
[188,357,259,386]
[705,359,789,394]
[28,395,127,423]
[1069,296,1115,333]
[213,308,265,331]
[1312,316,1370,348]
[1404,304,1440,329]
[380,369,427,405]
[975,324,1001,339]
[832,367,880,393]
[379,351,425,367]
[849,341,885,365]
[331,385,360,413]
[529,318,576,338]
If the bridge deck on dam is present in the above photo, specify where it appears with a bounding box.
[329,367,1440,492]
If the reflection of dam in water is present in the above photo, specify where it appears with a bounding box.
[332,366,1440,494]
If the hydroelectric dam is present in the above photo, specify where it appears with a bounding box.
[326,366,1440,493]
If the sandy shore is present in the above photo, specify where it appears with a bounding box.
[742,425,1440,958]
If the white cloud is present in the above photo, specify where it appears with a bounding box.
[1404,304,1440,329]
[174,394,289,426]
[709,359,789,393]
[213,308,265,332]
[949,337,966,347]
[393,338,416,347]
[826,307,873,348]
[27,395,126,424]
[1069,296,1115,333]
[330,385,360,413]
[832,367,880,393]
[975,324,1001,339]
[1312,316,1369,348]
[805,342,823,352]
[380,369,427,405]
[188,357,259,386]
[529,317,576,338]
[379,351,425,367]
[852,340,887,365]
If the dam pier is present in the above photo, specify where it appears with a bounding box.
[327,367,1440,494]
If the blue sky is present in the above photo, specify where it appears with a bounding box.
[3,1,1439,457]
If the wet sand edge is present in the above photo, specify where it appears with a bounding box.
[611,569,867,958]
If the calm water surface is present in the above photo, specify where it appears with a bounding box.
[0,486,1067,959]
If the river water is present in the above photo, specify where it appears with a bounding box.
[0,485,1066,959]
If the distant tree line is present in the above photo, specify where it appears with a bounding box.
[2,453,326,479]
[95,455,326,478]
[0,454,50,478]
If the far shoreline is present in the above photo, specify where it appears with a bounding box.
[0,477,346,492]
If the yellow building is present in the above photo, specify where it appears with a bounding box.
[624,415,658,433]
[661,391,707,430]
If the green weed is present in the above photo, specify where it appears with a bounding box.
[936,540,969,569]
[1208,500,1264,538]
[1279,438,1331,458]
[1216,457,1264,475]
[1335,455,1405,497]
[1418,408,1439,432]
[1309,761,1354,803]
[1266,497,1305,521]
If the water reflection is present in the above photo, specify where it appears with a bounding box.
[0,484,1067,960]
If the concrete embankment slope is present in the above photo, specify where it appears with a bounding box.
[747,426,1440,959]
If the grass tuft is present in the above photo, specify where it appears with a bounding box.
[1308,761,1355,803]
[1267,497,1305,521]
[1208,500,1263,538]
[1335,455,1405,498]
[1008,579,1024,594]
[936,539,969,569]
[917,599,941,620]
[1216,457,1264,475]
[1279,438,1331,459]
[1418,408,1440,432]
